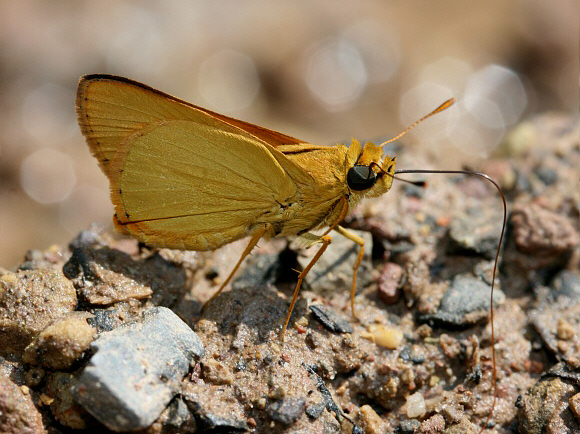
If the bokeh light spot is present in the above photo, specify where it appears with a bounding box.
[20,148,76,204]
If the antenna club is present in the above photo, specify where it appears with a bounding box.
[380,97,455,148]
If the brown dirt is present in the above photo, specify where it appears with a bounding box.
[1,113,578,433]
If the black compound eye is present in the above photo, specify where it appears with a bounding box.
[347,165,377,191]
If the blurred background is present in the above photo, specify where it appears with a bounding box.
[1,0,578,269]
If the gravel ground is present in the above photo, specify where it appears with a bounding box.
[1,112,578,433]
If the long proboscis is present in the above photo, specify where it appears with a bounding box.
[394,168,506,432]
[379,98,455,148]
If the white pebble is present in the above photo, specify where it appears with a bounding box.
[406,392,426,418]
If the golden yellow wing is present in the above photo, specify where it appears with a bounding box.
[76,75,316,250]
[76,74,307,178]
[112,120,305,250]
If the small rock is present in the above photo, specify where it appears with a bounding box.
[551,270,580,301]
[201,285,297,342]
[557,318,576,341]
[517,376,579,434]
[0,269,77,357]
[309,304,353,334]
[25,367,45,387]
[74,307,204,431]
[87,308,120,332]
[406,392,426,418]
[533,165,558,185]
[399,345,426,364]
[497,120,538,157]
[68,222,108,250]
[443,417,478,434]
[184,383,248,432]
[268,386,287,400]
[202,359,234,385]
[63,246,188,306]
[417,414,445,434]
[144,397,197,434]
[18,245,68,271]
[267,397,306,426]
[296,230,372,296]
[569,393,580,421]
[0,375,46,434]
[510,203,579,256]
[305,401,326,419]
[355,404,388,434]
[44,372,93,429]
[543,363,580,388]
[530,298,580,364]
[418,275,504,329]
[63,247,152,304]
[23,313,96,369]
[447,208,504,259]
[398,419,421,434]
[378,262,405,304]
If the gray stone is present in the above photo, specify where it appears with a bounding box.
[448,209,504,259]
[551,270,580,301]
[267,397,306,426]
[309,304,353,334]
[73,307,204,431]
[418,275,505,329]
[399,419,421,434]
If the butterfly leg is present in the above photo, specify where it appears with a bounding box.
[281,196,350,339]
[281,234,332,339]
[203,224,269,310]
[334,225,364,320]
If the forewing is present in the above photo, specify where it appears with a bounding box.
[110,120,298,250]
[76,75,307,179]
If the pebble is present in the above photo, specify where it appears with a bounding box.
[557,318,576,340]
[529,297,580,364]
[378,262,405,304]
[417,414,445,434]
[399,419,421,434]
[63,246,188,306]
[517,375,579,433]
[399,345,426,364]
[406,392,426,418]
[309,304,354,334]
[355,404,388,434]
[418,275,505,328]
[447,209,504,259]
[0,269,77,356]
[510,203,579,256]
[202,359,234,385]
[73,306,204,431]
[87,308,119,332]
[533,165,558,185]
[267,397,306,426]
[551,270,580,301]
[0,375,45,434]
[23,313,95,369]
[184,380,250,431]
[497,120,538,157]
[44,372,91,429]
[569,393,580,420]
[305,400,326,419]
[68,222,108,250]
[154,397,197,433]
